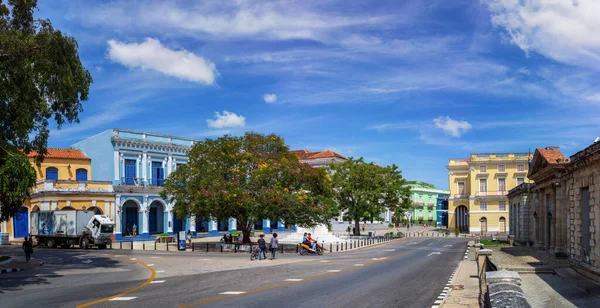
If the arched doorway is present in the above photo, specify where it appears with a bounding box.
[13,207,29,238]
[217,218,228,232]
[196,217,209,233]
[148,201,165,234]
[173,213,185,233]
[88,207,103,215]
[122,200,140,236]
[480,217,488,233]
[499,217,506,233]
[455,205,469,233]
[253,219,263,231]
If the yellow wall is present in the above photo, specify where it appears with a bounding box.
[447,153,531,233]
[30,157,92,181]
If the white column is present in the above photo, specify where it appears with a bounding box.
[142,153,147,182]
[167,202,173,233]
[114,150,120,181]
[167,155,173,176]
[162,158,167,173]
[120,153,125,182]
[211,217,218,232]
[172,158,177,172]
[190,215,196,232]
[104,201,109,216]
[136,155,141,180]
[115,194,122,236]
[142,195,149,235]
[147,155,152,183]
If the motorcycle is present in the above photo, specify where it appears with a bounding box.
[299,242,323,255]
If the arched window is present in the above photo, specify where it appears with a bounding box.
[46,167,58,180]
[499,217,506,233]
[76,168,88,181]
[480,217,488,233]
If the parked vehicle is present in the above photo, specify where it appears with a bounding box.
[31,210,114,249]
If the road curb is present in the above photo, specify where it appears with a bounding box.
[435,246,469,308]
[0,268,23,274]
[0,257,13,266]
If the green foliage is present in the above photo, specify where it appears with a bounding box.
[159,233,170,237]
[328,157,411,235]
[454,227,460,236]
[0,0,92,222]
[161,132,335,243]
[480,240,509,246]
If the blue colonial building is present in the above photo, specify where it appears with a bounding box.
[71,129,284,240]
[436,193,449,228]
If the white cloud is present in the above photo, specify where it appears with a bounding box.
[263,94,277,103]
[433,116,472,137]
[206,111,246,129]
[489,0,600,69]
[84,1,390,42]
[107,38,217,84]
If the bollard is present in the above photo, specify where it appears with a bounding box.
[167,241,169,251]
[330,243,332,253]
[206,242,209,252]
[221,244,223,253]
[296,244,299,253]
[337,243,339,252]
[120,241,122,249]
[143,242,145,250]
[155,241,157,250]
[281,244,283,254]
[131,241,133,250]
[193,243,195,252]
[345,242,348,250]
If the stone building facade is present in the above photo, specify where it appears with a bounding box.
[507,183,533,246]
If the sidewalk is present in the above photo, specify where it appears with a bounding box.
[0,257,41,274]
[442,260,480,308]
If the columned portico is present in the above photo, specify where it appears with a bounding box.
[140,195,150,238]
[209,217,218,236]
[263,219,271,233]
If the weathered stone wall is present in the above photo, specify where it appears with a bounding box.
[565,161,600,269]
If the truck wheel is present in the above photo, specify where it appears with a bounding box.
[97,244,107,250]
[81,238,90,250]
[47,238,56,248]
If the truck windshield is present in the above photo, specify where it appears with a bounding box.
[101,225,114,233]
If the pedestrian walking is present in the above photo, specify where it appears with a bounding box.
[132,223,137,236]
[362,224,366,232]
[236,234,243,250]
[270,233,279,260]
[186,230,192,247]
[258,234,267,260]
[22,237,33,263]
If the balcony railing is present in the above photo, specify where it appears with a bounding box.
[475,190,508,197]
[121,177,142,186]
[453,194,468,199]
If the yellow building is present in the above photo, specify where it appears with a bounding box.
[447,152,531,234]
[2,149,114,240]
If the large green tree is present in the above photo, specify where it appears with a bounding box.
[0,0,92,222]
[328,157,411,235]
[161,132,335,243]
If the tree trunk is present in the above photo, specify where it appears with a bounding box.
[354,219,361,236]
[241,222,253,244]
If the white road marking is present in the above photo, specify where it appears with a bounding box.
[383,249,395,252]
[150,280,165,284]
[285,279,304,282]
[327,270,341,273]
[147,264,155,266]
[219,291,246,295]
[115,255,124,257]
[109,297,137,301]
[427,252,441,257]
[407,242,418,245]
[81,259,93,264]
[155,270,165,273]
[371,257,388,261]
[130,258,137,261]
[444,245,453,247]
[354,264,364,267]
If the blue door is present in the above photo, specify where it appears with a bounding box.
[173,213,184,233]
[149,207,157,233]
[46,167,58,180]
[152,162,164,186]
[13,209,29,238]
[125,160,136,185]
[76,169,88,181]
[125,207,138,236]
[253,219,263,231]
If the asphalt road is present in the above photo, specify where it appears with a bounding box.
[1,237,467,308]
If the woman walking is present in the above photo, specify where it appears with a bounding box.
[22,237,33,263]
[270,233,279,260]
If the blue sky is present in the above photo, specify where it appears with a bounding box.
[40,0,600,190]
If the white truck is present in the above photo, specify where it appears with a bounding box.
[31,210,114,249]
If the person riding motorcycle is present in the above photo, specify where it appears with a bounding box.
[307,233,318,251]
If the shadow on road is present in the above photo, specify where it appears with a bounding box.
[0,245,124,294]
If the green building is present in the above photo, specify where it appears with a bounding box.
[407,181,449,226]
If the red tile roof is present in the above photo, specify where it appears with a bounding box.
[290,150,318,160]
[537,148,567,164]
[27,148,90,160]
[307,150,347,160]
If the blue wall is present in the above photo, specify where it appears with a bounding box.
[70,129,115,181]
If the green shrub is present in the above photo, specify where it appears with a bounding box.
[228,231,241,236]
[252,229,263,233]
[388,223,394,228]
[396,231,403,236]
[454,228,460,236]
[159,233,170,236]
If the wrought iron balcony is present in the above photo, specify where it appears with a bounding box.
[475,190,507,197]
[453,194,468,199]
